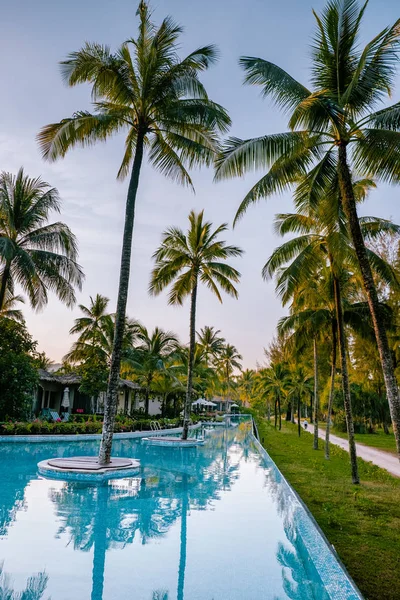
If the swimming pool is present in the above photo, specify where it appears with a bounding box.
[0,421,362,599]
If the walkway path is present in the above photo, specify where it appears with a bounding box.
[306,424,400,478]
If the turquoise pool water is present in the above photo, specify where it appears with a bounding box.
[0,421,362,599]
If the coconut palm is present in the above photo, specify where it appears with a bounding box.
[38,2,230,463]
[286,364,313,437]
[197,325,225,366]
[217,343,243,406]
[0,168,83,311]
[266,198,398,479]
[150,210,243,439]
[126,325,179,415]
[215,0,400,456]
[65,295,138,365]
[171,344,217,400]
[238,368,256,406]
[0,290,24,322]
[255,364,289,430]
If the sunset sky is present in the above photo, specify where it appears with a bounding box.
[1,0,399,367]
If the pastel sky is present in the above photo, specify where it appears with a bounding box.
[1,0,400,367]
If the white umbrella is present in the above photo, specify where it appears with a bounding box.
[61,387,70,409]
[230,403,239,408]
[205,400,217,407]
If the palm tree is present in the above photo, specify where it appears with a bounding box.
[66,294,113,359]
[127,325,179,415]
[0,168,83,311]
[38,2,230,464]
[0,291,24,322]
[238,368,256,406]
[255,364,288,430]
[150,210,243,439]
[217,343,243,408]
[286,364,313,437]
[197,325,225,366]
[171,344,217,401]
[65,296,138,366]
[266,197,398,479]
[215,0,400,457]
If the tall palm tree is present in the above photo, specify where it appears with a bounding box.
[215,0,400,456]
[255,364,289,430]
[238,368,256,406]
[286,364,313,437]
[150,210,243,439]
[0,168,83,311]
[197,325,225,366]
[217,343,243,407]
[38,2,230,464]
[127,325,179,415]
[266,198,398,480]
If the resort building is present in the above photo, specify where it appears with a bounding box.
[34,370,163,416]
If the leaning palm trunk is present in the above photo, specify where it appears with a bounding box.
[98,132,145,464]
[182,281,198,440]
[333,276,359,484]
[325,321,337,460]
[338,144,400,459]
[313,338,319,450]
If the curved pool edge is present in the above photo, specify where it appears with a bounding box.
[0,423,202,443]
[252,434,364,600]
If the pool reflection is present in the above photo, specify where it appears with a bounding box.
[0,422,348,599]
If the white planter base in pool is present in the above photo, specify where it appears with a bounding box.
[38,456,141,482]
[142,436,205,447]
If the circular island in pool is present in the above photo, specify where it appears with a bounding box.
[142,436,205,447]
[38,456,141,482]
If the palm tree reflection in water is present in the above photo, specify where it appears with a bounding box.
[48,426,243,599]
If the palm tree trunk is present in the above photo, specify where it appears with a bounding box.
[182,279,198,440]
[325,320,337,460]
[338,143,400,459]
[91,486,108,600]
[333,276,360,484]
[145,386,150,417]
[274,398,277,429]
[0,261,11,310]
[278,392,282,431]
[98,131,145,464]
[177,476,188,600]
[297,395,301,437]
[313,338,319,450]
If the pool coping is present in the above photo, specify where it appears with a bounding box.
[252,433,364,600]
[0,423,202,443]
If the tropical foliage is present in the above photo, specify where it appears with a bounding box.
[150,210,243,438]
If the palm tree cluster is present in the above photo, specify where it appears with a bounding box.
[63,294,244,418]
[214,0,400,480]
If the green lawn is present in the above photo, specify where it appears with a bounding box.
[257,419,400,600]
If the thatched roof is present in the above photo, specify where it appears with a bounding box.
[38,369,82,385]
[38,370,141,390]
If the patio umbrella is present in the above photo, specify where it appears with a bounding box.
[206,401,217,408]
[230,403,239,408]
[61,387,70,410]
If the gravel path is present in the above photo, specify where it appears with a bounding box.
[306,423,400,478]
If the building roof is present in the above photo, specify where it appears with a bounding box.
[38,369,82,385]
[38,370,141,390]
